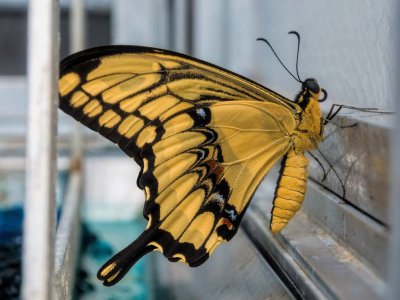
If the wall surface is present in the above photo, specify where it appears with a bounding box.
[194,1,396,112]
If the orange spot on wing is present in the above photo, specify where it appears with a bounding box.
[205,161,224,181]
[220,218,233,230]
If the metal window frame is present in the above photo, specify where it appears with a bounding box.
[387,1,400,297]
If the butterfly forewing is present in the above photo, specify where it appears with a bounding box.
[58,46,300,286]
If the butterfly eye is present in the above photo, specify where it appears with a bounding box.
[304,79,320,94]
[319,89,328,102]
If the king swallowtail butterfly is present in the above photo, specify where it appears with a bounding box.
[59,32,330,286]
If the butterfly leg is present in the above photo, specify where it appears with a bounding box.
[270,150,308,233]
[324,104,344,125]
[324,104,391,127]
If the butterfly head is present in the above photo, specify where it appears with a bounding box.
[301,78,328,103]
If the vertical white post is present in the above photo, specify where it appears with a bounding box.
[70,0,85,53]
[54,2,86,298]
[70,0,85,161]
[22,0,59,299]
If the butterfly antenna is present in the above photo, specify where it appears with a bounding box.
[257,36,302,83]
[288,31,302,82]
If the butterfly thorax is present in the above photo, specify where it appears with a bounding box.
[292,80,324,153]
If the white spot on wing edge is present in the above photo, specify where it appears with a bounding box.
[224,209,237,221]
[196,108,206,119]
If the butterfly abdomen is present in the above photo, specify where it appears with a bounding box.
[270,150,308,233]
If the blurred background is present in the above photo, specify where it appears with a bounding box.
[0,0,399,299]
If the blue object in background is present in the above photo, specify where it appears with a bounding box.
[0,205,23,242]
[76,221,151,300]
[0,205,23,299]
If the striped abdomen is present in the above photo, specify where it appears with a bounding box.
[270,150,308,233]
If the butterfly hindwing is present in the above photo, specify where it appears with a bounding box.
[59,46,300,286]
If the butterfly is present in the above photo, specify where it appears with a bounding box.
[58,31,328,286]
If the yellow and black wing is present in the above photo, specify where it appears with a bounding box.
[58,46,299,286]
